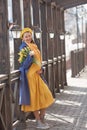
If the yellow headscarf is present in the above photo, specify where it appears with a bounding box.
[20,27,33,39]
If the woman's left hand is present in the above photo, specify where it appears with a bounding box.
[36,69,42,74]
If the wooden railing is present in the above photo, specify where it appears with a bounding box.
[0,70,20,130]
[71,49,85,77]
[0,56,66,129]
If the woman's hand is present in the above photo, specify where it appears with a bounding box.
[29,51,35,56]
[36,69,42,74]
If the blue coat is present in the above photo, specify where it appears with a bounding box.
[19,42,33,105]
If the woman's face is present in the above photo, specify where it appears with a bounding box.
[22,32,32,44]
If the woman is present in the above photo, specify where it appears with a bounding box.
[18,27,55,129]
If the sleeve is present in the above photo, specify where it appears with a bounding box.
[21,54,33,70]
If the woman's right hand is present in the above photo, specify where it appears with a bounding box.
[29,51,35,56]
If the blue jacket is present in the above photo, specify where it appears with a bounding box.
[19,42,33,105]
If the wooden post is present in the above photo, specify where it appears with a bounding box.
[56,6,61,92]
[46,2,55,97]
[12,0,22,70]
[30,0,42,53]
[59,8,67,89]
[61,9,67,86]
[0,0,10,74]
[0,0,12,130]
[23,0,32,27]
[40,1,48,82]
[71,51,76,77]
[14,39,21,70]
[57,7,64,89]
[12,0,21,26]
[52,3,60,93]
[40,1,47,61]
[12,0,26,123]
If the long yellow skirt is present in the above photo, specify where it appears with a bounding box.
[21,63,55,112]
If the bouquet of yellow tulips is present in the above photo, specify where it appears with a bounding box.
[18,46,41,66]
[18,46,32,63]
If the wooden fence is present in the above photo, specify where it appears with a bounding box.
[71,49,85,77]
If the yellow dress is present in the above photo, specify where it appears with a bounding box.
[21,43,54,112]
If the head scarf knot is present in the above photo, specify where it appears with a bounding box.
[20,27,33,39]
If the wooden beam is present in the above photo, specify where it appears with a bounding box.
[56,0,87,9]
